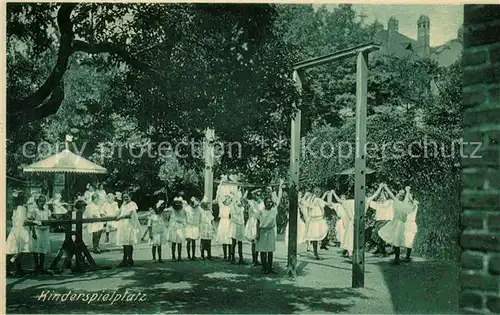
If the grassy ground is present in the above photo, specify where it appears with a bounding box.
[5,228,459,314]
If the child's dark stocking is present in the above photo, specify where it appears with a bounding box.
[187,240,192,259]
[119,246,127,266]
[238,241,244,264]
[157,246,162,262]
[404,248,412,262]
[391,247,400,265]
[171,243,176,261]
[260,252,267,274]
[268,252,276,273]
[312,241,320,259]
[200,240,204,258]
[230,239,236,263]
[320,233,329,250]
[152,246,157,261]
[223,244,228,260]
[191,240,196,259]
[177,243,182,261]
[252,242,259,265]
[381,241,387,256]
[92,232,100,252]
[207,240,212,259]
[128,246,134,266]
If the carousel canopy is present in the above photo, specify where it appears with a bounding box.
[337,167,376,175]
[23,149,106,174]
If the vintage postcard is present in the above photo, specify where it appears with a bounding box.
[2,1,499,314]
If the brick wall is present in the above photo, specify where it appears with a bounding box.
[460,5,500,314]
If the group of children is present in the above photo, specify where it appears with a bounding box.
[6,191,54,276]
[135,174,286,275]
[282,182,419,265]
[322,183,419,265]
[78,183,123,253]
[6,177,419,277]
[5,182,145,274]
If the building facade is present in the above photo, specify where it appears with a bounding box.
[373,15,463,67]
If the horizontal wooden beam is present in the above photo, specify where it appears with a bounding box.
[293,42,380,70]
[24,215,130,226]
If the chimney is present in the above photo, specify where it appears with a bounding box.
[417,15,431,58]
[388,17,399,33]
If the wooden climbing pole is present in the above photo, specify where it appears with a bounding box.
[287,70,303,278]
[352,50,369,288]
[204,128,215,209]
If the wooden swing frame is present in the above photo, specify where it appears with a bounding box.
[287,42,380,287]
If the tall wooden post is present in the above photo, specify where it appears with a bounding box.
[352,51,369,288]
[74,209,85,272]
[287,70,303,278]
[204,128,215,211]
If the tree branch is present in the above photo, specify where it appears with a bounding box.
[9,83,65,130]
[72,40,166,78]
[8,3,180,130]
[8,3,76,128]
[13,4,76,113]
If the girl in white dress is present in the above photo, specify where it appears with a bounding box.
[6,191,33,276]
[246,190,263,266]
[304,189,329,260]
[403,198,419,262]
[331,184,384,258]
[84,184,96,203]
[29,195,52,274]
[215,176,235,260]
[115,191,123,208]
[26,193,38,213]
[230,190,247,264]
[185,197,202,260]
[256,180,284,274]
[369,190,394,257]
[168,197,187,261]
[116,193,141,267]
[96,183,107,205]
[326,191,347,249]
[199,200,214,259]
[216,195,233,260]
[378,185,415,265]
[148,200,168,263]
[101,193,120,243]
[85,194,104,253]
[51,193,68,228]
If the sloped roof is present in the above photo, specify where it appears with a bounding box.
[374,28,462,66]
[23,149,107,174]
[374,30,418,58]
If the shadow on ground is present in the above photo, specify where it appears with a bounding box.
[7,258,369,314]
[375,260,459,314]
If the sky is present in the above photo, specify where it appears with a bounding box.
[325,4,463,46]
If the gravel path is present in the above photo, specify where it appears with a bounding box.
[5,229,459,314]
